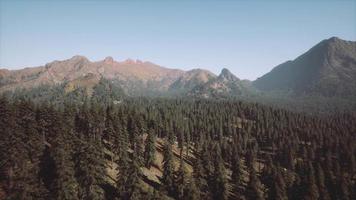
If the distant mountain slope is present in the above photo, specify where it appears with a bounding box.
[168,69,216,94]
[253,37,356,97]
[189,68,253,98]
[2,56,250,98]
[0,56,185,95]
[1,37,355,102]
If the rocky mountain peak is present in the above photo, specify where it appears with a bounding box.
[70,55,89,62]
[103,56,114,64]
[253,37,356,97]
[218,68,239,81]
[122,58,136,64]
[325,36,341,43]
[319,36,354,53]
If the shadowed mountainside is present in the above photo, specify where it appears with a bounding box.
[253,37,356,97]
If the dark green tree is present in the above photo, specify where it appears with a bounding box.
[75,140,106,200]
[211,144,228,200]
[245,168,265,200]
[144,131,156,168]
[162,141,175,195]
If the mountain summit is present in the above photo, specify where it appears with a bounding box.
[189,68,252,98]
[219,68,240,82]
[253,37,356,97]
[0,56,185,95]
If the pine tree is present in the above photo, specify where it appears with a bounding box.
[231,146,244,198]
[130,117,144,166]
[304,163,319,200]
[175,158,187,200]
[75,140,106,200]
[184,176,200,200]
[103,106,117,165]
[162,141,175,195]
[192,149,208,198]
[270,169,288,200]
[316,164,330,200]
[338,174,351,200]
[12,100,49,199]
[0,97,17,196]
[126,151,143,199]
[53,141,79,200]
[116,149,130,199]
[46,109,79,200]
[144,131,156,168]
[245,168,265,200]
[211,144,228,200]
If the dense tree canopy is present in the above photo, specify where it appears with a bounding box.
[0,95,355,199]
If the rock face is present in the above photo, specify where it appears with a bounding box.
[169,69,217,94]
[0,56,185,96]
[0,55,252,97]
[253,37,356,97]
[189,68,253,98]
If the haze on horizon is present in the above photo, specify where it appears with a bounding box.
[0,0,355,80]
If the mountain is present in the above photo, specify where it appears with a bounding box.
[1,56,250,98]
[1,37,355,102]
[168,69,216,94]
[0,56,185,96]
[253,37,356,97]
[189,68,253,98]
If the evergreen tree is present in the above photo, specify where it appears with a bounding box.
[245,168,265,200]
[75,140,106,200]
[11,100,49,199]
[184,176,200,200]
[162,141,175,195]
[103,106,117,165]
[316,164,331,200]
[270,169,288,200]
[53,141,79,200]
[303,163,319,200]
[231,146,244,198]
[211,144,228,200]
[144,131,156,168]
[122,151,142,199]
[175,158,187,200]
[192,148,208,198]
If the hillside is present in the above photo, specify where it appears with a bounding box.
[0,56,185,96]
[189,68,254,98]
[169,69,216,95]
[253,37,356,97]
[1,97,355,199]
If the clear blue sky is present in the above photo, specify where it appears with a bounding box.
[1,0,355,80]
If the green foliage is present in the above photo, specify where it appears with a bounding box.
[75,140,106,200]
[162,141,175,195]
[91,78,125,106]
[1,95,355,200]
[144,131,156,168]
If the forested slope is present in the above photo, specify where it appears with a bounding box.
[0,96,355,200]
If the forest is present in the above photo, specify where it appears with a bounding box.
[0,95,355,200]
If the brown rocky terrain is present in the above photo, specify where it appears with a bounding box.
[0,56,186,95]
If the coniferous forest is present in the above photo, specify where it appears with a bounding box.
[1,0,356,199]
[0,95,355,200]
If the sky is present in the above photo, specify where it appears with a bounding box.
[0,0,355,80]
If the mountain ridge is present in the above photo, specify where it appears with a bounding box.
[253,37,356,97]
[1,37,356,100]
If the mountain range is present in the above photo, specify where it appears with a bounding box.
[1,37,355,101]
